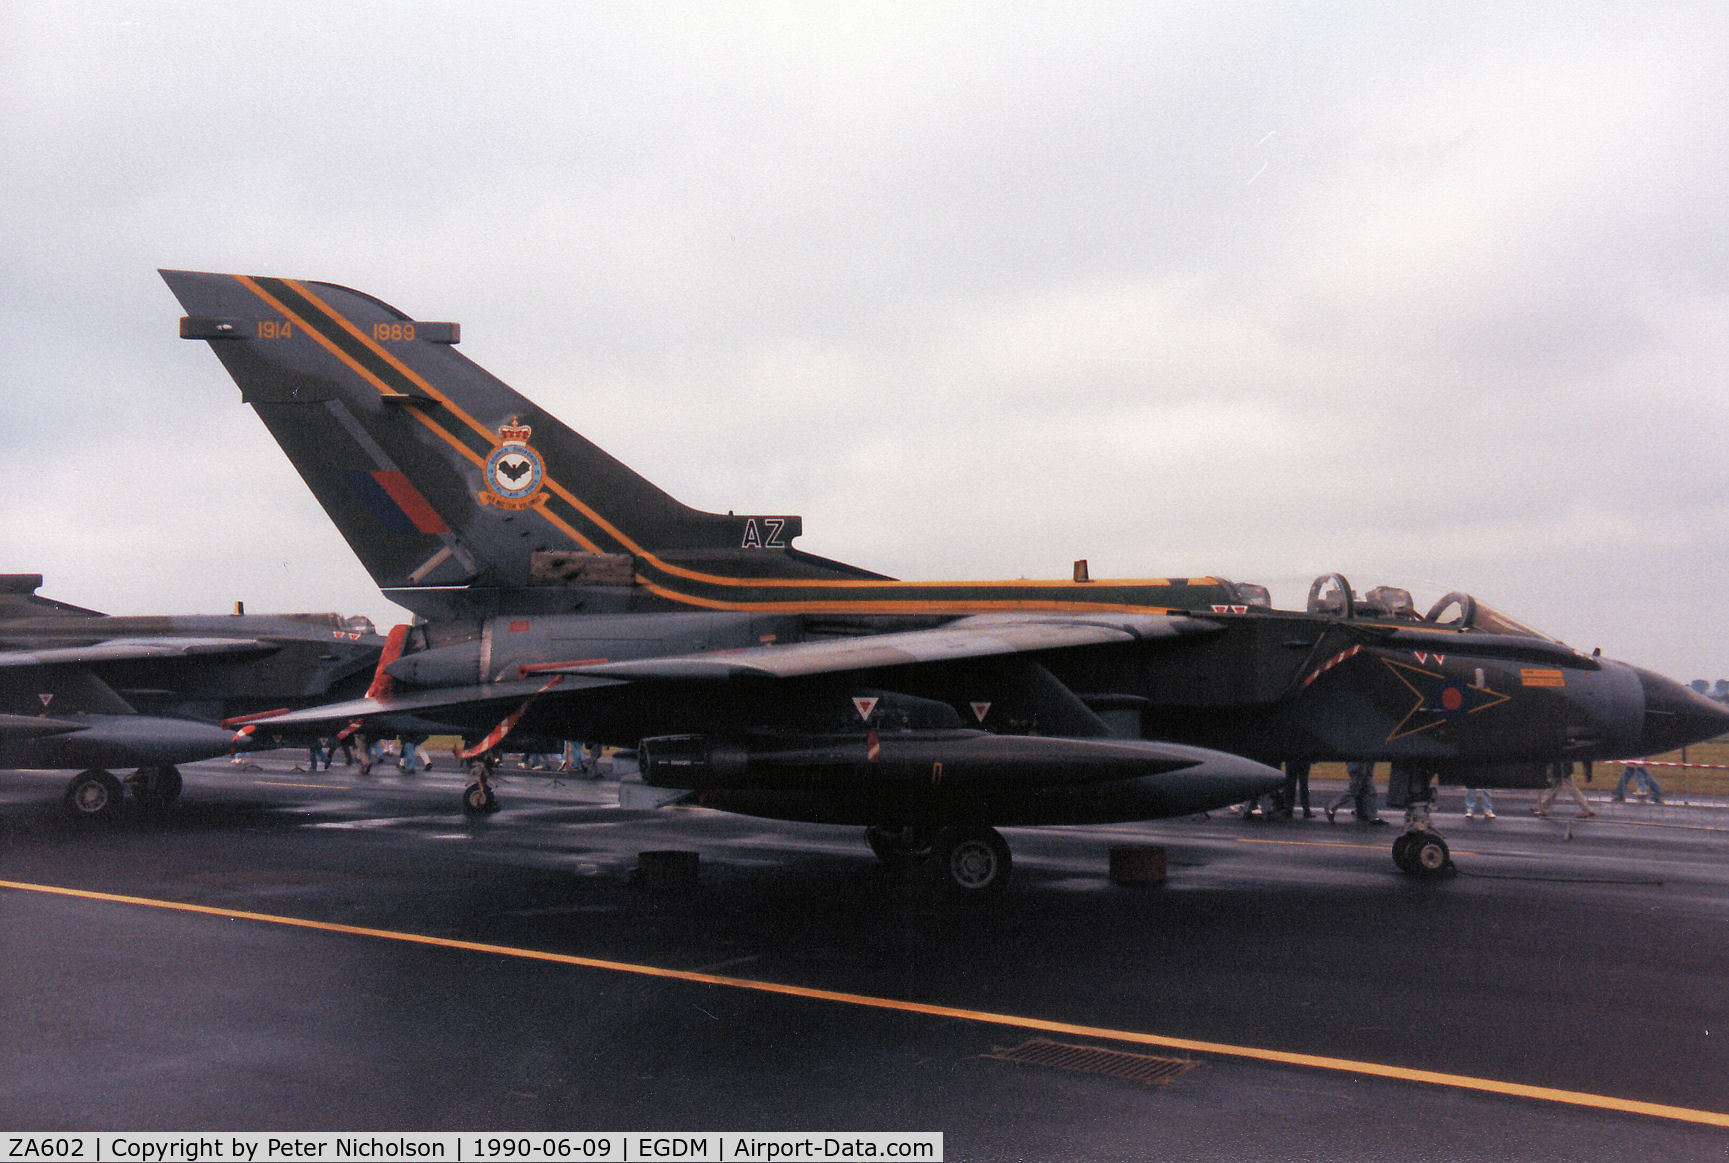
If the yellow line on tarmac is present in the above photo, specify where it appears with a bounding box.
[248,780,352,790]
[5,877,1725,1128]
[1232,836,1478,856]
[1232,837,1393,852]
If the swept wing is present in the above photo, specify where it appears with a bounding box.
[0,637,276,668]
[528,613,1221,682]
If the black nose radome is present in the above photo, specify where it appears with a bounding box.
[1632,668,1729,756]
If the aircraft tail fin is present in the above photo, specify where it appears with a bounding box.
[0,575,104,619]
[161,271,882,619]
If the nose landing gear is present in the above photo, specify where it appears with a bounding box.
[462,759,501,814]
[1388,765,1454,877]
[1392,826,1451,875]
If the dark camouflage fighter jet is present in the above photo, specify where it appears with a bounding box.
[161,270,1729,890]
[0,573,382,817]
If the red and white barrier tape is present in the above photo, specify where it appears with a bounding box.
[457,676,566,761]
[1610,759,1729,771]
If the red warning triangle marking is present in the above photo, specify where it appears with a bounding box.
[971,702,992,723]
[853,697,879,722]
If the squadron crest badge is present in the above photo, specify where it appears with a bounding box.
[481,419,546,509]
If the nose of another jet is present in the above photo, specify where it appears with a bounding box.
[1631,667,1729,756]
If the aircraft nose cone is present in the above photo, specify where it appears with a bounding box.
[1632,668,1729,756]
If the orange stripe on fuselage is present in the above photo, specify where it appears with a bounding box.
[630,574,1191,616]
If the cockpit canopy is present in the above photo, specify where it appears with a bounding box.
[1229,573,1560,642]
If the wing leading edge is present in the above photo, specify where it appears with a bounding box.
[523,613,1223,682]
[0,637,276,668]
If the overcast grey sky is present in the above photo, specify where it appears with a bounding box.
[4,2,1729,680]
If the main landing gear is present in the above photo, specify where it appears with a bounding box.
[61,765,185,820]
[128,765,183,812]
[63,769,124,819]
[865,824,1013,894]
[1388,765,1454,878]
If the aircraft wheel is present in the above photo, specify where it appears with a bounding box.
[462,781,499,815]
[937,826,1012,894]
[64,769,125,820]
[1391,831,1418,873]
[1408,831,1451,876]
[129,765,183,811]
[866,826,935,869]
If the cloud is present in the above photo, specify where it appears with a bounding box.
[5,3,1729,678]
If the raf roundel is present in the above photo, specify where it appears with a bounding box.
[485,421,545,502]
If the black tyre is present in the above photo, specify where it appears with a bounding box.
[937,826,1012,894]
[866,826,935,870]
[129,765,183,811]
[462,781,499,815]
[64,769,124,820]
[1409,831,1451,876]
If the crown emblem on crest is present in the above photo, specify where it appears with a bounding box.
[481,417,547,509]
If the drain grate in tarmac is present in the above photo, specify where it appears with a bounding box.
[983,1038,1200,1087]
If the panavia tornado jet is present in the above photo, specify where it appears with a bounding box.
[0,573,383,817]
[161,270,1729,890]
